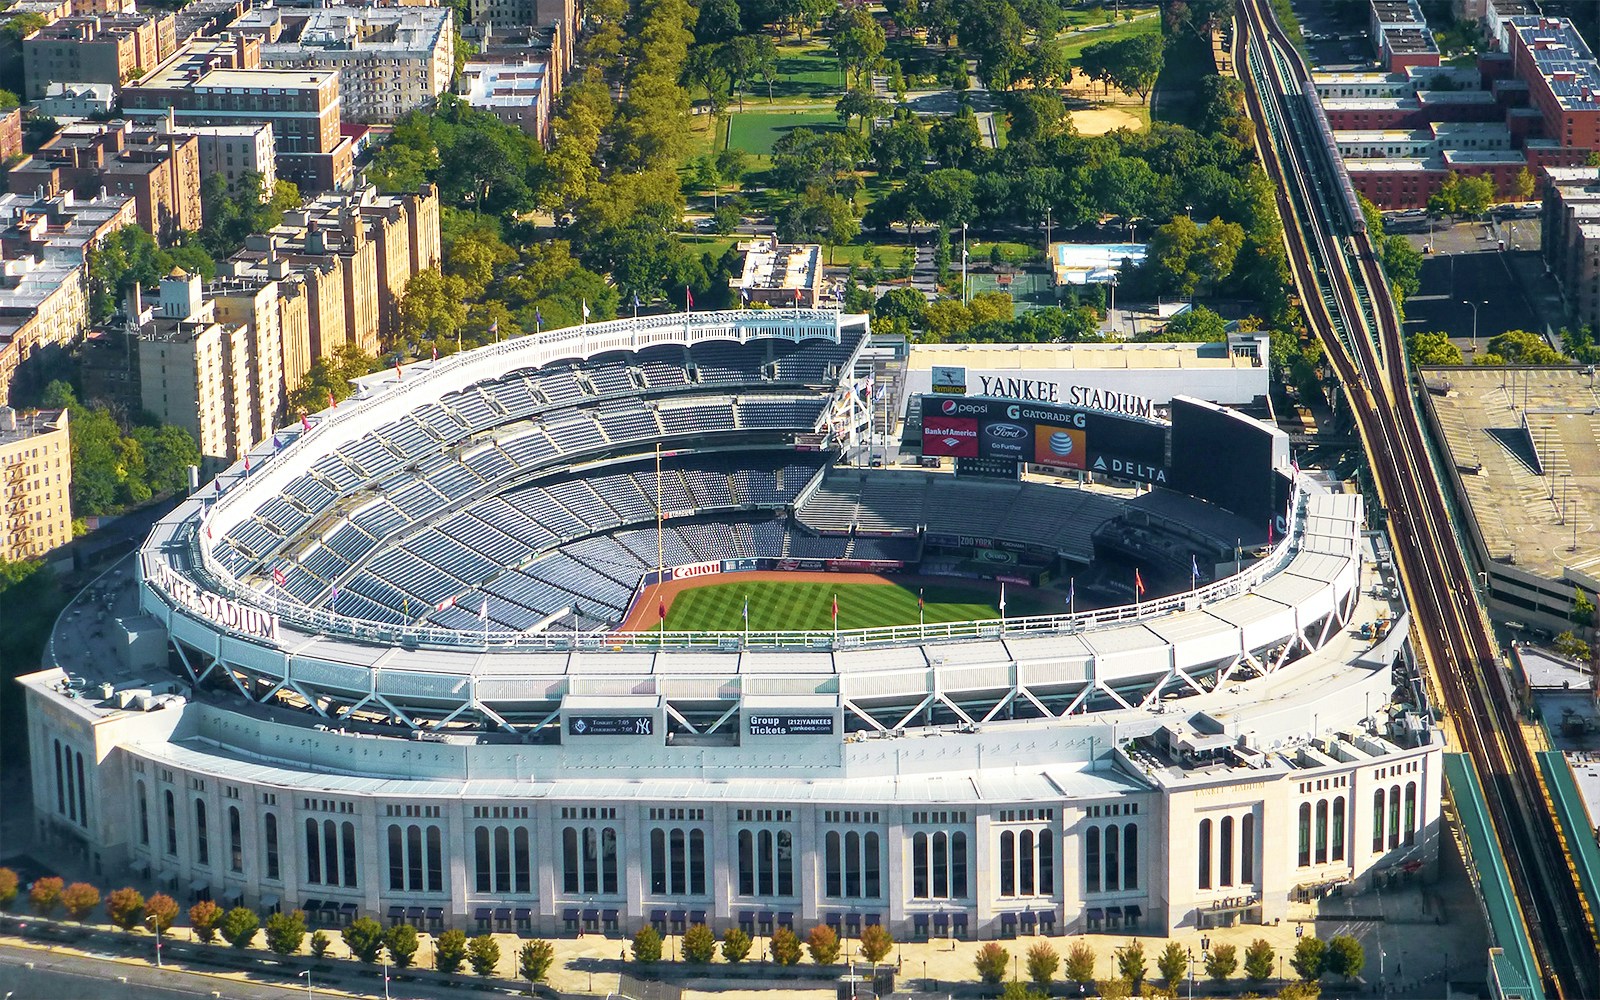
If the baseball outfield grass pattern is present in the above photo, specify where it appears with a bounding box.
[662,580,1057,632]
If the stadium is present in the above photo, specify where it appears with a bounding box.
[24,310,1442,941]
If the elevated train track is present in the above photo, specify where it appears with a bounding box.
[1237,0,1598,994]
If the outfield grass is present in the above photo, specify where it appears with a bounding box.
[663,580,1057,632]
[726,110,843,156]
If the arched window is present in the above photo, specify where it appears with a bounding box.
[514,827,530,893]
[1039,830,1055,896]
[164,790,177,857]
[1104,824,1120,892]
[1332,797,1346,861]
[1086,826,1102,893]
[75,752,87,827]
[264,814,280,881]
[305,817,321,883]
[195,799,209,866]
[426,826,443,892]
[1219,816,1234,886]
[951,831,968,898]
[1315,800,1329,864]
[669,828,686,895]
[228,806,243,872]
[864,831,881,898]
[1019,830,1035,895]
[601,827,618,894]
[737,830,754,896]
[390,825,406,891]
[912,832,929,899]
[1388,785,1401,850]
[999,830,1015,896]
[409,825,425,891]
[1198,818,1213,889]
[1297,802,1311,867]
[689,829,706,895]
[1373,788,1385,853]
[562,827,579,893]
[53,740,65,815]
[136,780,149,846]
[932,832,949,899]
[494,828,511,893]
[777,830,794,896]
[1404,782,1418,846]
[581,828,597,893]
[824,831,841,897]
[1122,824,1137,890]
[341,822,357,887]
[758,830,774,896]
[1239,814,1253,884]
[844,831,861,898]
[650,829,667,894]
[323,819,338,885]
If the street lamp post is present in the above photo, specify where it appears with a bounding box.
[382,957,391,1000]
[1187,947,1195,1000]
[299,969,312,999]
[146,914,162,969]
[1464,299,1486,354]
[961,222,969,305]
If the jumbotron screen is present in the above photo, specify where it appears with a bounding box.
[918,395,1168,484]
[1168,396,1289,524]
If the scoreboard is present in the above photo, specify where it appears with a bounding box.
[919,395,1169,485]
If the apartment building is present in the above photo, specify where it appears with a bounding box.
[0,407,73,562]
[21,12,177,100]
[0,190,137,263]
[120,38,353,191]
[137,270,253,467]
[7,121,202,239]
[234,3,454,124]
[0,255,89,406]
[459,57,551,141]
[467,0,574,68]
[1540,166,1600,329]
[31,82,117,119]
[185,123,278,200]
[0,109,21,163]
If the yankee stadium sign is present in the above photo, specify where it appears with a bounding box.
[973,375,1155,419]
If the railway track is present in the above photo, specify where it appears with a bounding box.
[1236,1,1598,994]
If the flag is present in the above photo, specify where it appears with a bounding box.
[1268,520,1274,547]
[1290,456,1300,476]
[535,307,544,329]
[658,598,667,621]
[1066,578,1074,607]
[999,582,1007,613]
[329,584,339,602]
[581,301,590,322]
[328,390,337,410]
[273,434,282,451]
[489,319,499,339]
[632,291,642,311]
[1134,569,1145,597]
[205,523,212,539]
[243,453,251,472]
[918,588,924,611]
[832,594,839,622]
[436,595,455,612]
[740,288,750,304]
[480,599,490,623]
[431,346,438,362]
[271,566,286,587]
[301,413,312,432]
[793,286,802,304]
[686,285,694,310]
[1191,553,1199,585]
[742,596,749,626]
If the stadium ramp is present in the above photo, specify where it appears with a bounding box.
[1442,753,1544,1000]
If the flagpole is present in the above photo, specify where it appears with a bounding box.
[656,443,664,589]
[1069,576,1075,620]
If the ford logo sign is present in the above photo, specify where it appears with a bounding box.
[986,423,1027,440]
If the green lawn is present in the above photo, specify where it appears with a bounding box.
[664,579,1056,632]
[726,110,844,156]
[769,43,844,100]
[1059,16,1161,61]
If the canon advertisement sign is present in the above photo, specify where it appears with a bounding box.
[918,395,1168,483]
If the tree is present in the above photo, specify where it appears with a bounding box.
[61,883,99,922]
[858,924,893,963]
[721,927,752,963]
[1064,940,1095,984]
[1005,92,1070,147]
[1096,979,1132,1000]
[1556,630,1592,661]
[929,111,983,170]
[28,876,63,915]
[1514,167,1537,201]
[0,869,16,910]
[265,910,307,957]
[771,927,803,965]
[145,893,179,934]
[831,7,886,86]
[309,930,332,959]
[633,926,663,964]
[1244,939,1275,985]
[836,87,885,134]
[222,907,259,949]
[386,924,420,967]
[1082,35,1165,103]
[1206,943,1239,983]
[975,942,1010,985]
[1406,331,1465,366]
[1485,329,1567,365]
[342,917,387,964]
[777,187,860,261]
[189,899,223,943]
[1324,934,1365,982]
[1026,941,1059,988]
[468,934,502,977]
[807,924,841,965]
[684,922,717,963]
[436,929,468,975]
[696,0,742,42]
[1456,174,1495,216]
[1157,941,1188,990]
[520,939,555,984]
[106,887,145,931]
[1116,940,1147,993]
[1291,936,1326,981]
[1001,982,1043,1000]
